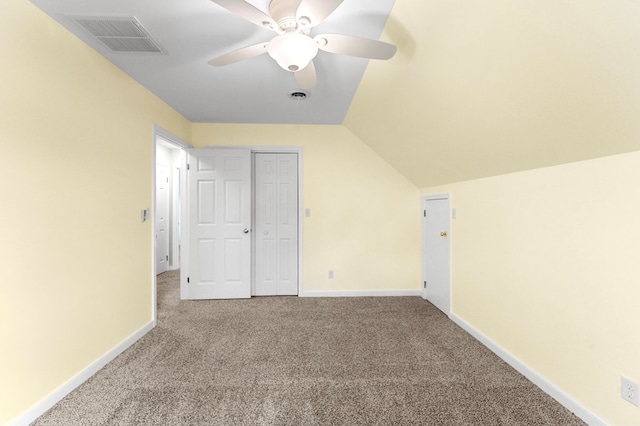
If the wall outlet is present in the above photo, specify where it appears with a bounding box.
[328,270,334,279]
[621,376,640,406]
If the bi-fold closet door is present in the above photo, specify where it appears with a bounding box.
[253,153,298,296]
[184,148,298,300]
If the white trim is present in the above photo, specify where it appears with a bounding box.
[451,314,607,426]
[153,125,191,150]
[300,290,423,298]
[423,193,450,201]
[10,321,154,426]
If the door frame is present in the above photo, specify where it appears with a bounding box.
[191,146,304,298]
[251,149,302,296]
[422,193,452,315]
[152,125,191,325]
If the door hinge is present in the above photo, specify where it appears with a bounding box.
[423,210,426,218]
[166,255,169,261]
[187,277,190,283]
[424,281,427,288]
[187,163,190,170]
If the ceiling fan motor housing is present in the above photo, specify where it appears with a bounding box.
[269,0,303,32]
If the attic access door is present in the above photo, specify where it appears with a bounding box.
[185,148,251,299]
[423,195,451,315]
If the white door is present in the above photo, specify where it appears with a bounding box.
[170,165,182,270]
[254,153,298,296]
[155,163,170,274]
[186,148,251,299]
[423,196,451,315]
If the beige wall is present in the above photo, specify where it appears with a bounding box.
[192,124,422,293]
[422,151,640,425]
[0,1,190,423]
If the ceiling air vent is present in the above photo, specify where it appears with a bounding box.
[70,16,165,54]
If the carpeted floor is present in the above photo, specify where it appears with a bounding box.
[33,270,585,425]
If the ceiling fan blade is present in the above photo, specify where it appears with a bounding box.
[294,60,317,89]
[210,0,277,30]
[315,34,397,60]
[208,42,269,67]
[296,0,343,28]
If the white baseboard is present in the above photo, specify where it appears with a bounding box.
[450,313,607,426]
[11,321,154,426]
[300,290,422,298]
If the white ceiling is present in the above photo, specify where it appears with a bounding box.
[29,0,396,124]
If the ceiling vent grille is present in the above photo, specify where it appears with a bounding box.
[70,16,165,54]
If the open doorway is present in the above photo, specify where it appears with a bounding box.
[153,126,190,325]
[155,141,184,273]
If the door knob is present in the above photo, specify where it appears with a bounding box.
[440,231,447,237]
[243,228,250,234]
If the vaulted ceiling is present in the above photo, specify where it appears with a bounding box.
[346,0,640,186]
[29,0,640,187]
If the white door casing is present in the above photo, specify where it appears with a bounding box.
[253,153,299,296]
[155,163,170,274]
[423,195,451,315]
[186,148,251,299]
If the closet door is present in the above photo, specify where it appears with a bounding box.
[254,153,298,296]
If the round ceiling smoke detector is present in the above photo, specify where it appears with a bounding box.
[289,91,309,100]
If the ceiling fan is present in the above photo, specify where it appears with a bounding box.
[208,0,397,89]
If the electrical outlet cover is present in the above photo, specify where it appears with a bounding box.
[621,376,640,406]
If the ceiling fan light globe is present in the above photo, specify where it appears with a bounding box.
[268,33,318,73]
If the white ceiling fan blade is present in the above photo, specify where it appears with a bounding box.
[296,0,343,28]
[208,42,269,67]
[294,60,317,89]
[315,34,397,60]
[210,0,277,30]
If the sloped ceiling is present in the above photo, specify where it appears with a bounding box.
[346,0,640,187]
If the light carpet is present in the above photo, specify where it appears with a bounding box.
[32,270,585,425]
